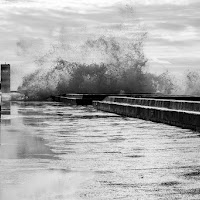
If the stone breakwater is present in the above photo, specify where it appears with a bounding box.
[93,96,200,132]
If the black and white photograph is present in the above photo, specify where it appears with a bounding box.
[1,0,200,199]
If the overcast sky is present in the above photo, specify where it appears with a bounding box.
[0,0,200,89]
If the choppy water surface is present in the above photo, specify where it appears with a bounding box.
[1,102,200,200]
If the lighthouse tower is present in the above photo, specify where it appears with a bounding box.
[1,64,11,114]
[1,64,10,93]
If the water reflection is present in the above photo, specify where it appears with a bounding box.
[0,102,57,160]
[1,101,11,115]
[1,100,11,125]
[0,99,11,147]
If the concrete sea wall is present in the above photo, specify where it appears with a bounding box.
[53,94,108,105]
[105,96,200,112]
[93,96,200,131]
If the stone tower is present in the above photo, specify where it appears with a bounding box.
[1,64,10,93]
[1,64,11,116]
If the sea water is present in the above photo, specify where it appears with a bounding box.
[1,102,200,200]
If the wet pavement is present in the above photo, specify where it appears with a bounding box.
[1,102,200,200]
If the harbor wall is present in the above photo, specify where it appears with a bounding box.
[104,96,200,112]
[93,97,200,132]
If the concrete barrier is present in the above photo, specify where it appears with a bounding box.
[54,94,107,105]
[93,97,200,131]
[59,97,92,105]
[104,96,200,112]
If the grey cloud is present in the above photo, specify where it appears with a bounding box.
[135,3,200,31]
[167,58,200,67]
[153,22,187,31]
[147,37,200,47]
